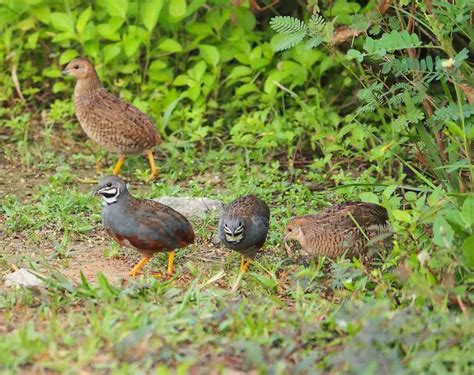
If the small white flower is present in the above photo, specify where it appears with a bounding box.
[442,58,454,69]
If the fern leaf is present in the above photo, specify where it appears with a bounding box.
[270,16,307,34]
[273,31,307,51]
[306,35,323,49]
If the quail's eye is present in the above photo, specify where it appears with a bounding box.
[74,64,80,69]
[106,182,112,187]
[288,228,292,232]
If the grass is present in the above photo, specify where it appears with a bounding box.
[0,114,472,373]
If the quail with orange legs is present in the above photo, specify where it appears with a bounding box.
[95,176,194,277]
[284,202,392,259]
[218,195,270,273]
[63,58,161,181]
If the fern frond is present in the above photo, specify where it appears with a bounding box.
[308,14,326,33]
[306,35,323,49]
[270,16,307,34]
[273,31,307,51]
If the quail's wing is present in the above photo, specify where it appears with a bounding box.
[131,199,194,250]
[314,202,389,229]
[87,88,160,147]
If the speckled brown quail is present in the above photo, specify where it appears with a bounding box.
[95,176,194,277]
[284,202,392,259]
[63,57,161,181]
[218,195,270,272]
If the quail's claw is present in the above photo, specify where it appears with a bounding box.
[128,256,151,278]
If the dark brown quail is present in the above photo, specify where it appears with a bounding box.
[63,58,161,181]
[95,176,194,277]
[218,195,270,272]
[284,202,392,259]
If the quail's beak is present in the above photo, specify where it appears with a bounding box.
[93,187,101,196]
[61,68,70,75]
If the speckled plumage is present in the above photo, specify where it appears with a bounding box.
[64,57,161,180]
[284,202,392,259]
[218,195,270,267]
[95,176,194,276]
[65,58,160,154]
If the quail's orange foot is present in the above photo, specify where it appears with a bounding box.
[63,57,161,182]
[218,195,270,273]
[95,176,194,278]
[284,201,393,259]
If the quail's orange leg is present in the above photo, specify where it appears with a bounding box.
[243,258,252,272]
[146,149,158,182]
[128,256,151,277]
[167,251,175,275]
[112,155,125,176]
[240,256,251,273]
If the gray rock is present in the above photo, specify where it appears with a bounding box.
[154,197,224,219]
[4,268,44,288]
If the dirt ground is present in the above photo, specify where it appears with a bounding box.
[0,160,225,287]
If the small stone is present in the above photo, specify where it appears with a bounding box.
[154,197,224,220]
[4,268,44,288]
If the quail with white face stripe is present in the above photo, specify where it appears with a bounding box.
[94,175,195,277]
[218,195,270,272]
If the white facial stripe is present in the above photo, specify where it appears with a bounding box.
[100,187,119,205]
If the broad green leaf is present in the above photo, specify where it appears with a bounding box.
[392,209,411,223]
[52,82,66,93]
[358,192,379,204]
[433,215,454,248]
[228,66,253,80]
[76,6,92,35]
[103,44,121,63]
[123,38,141,57]
[461,235,474,268]
[235,83,258,96]
[173,74,192,86]
[42,67,62,78]
[188,61,207,82]
[346,49,363,62]
[50,12,75,33]
[26,32,39,49]
[97,18,123,41]
[31,6,50,24]
[59,49,79,65]
[461,196,474,225]
[169,0,186,18]
[158,39,183,53]
[100,0,128,18]
[141,0,164,31]
[199,45,220,67]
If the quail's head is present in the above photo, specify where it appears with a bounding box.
[62,57,95,80]
[283,218,308,256]
[95,175,128,205]
[221,217,245,244]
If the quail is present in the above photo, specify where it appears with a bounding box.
[284,202,392,259]
[218,195,270,272]
[95,175,195,277]
[63,57,161,181]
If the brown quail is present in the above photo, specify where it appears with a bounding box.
[95,176,195,277]
[63,57,161,181]
[284,202,392,259]
[218,195,270,272]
